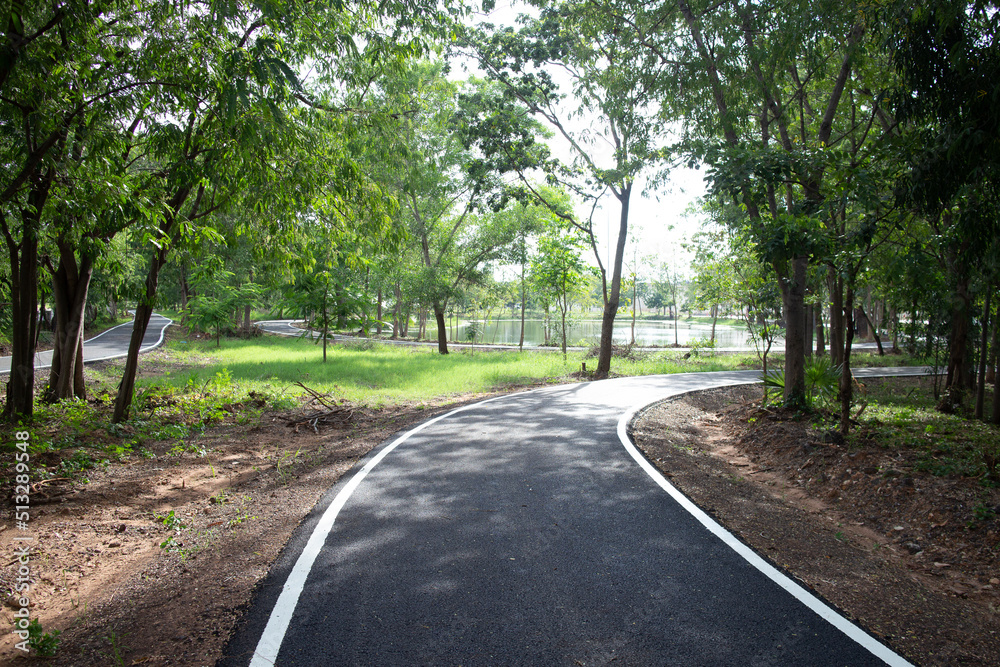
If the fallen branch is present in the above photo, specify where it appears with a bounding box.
[294,381,340,410]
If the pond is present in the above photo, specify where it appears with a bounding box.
[431,317,766,349]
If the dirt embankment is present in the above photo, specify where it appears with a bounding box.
[0,394,476,666]
[632,384,1000,666]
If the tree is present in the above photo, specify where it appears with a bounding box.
[110,0,442,422]
[531,223,590,358]
[0,0,452,422]
[605,0,890,408]
[503,203,552,350]
[460,3,672,376]
[384,64,538,354]
[1,0,159,418]
[689,224,737,345]
[877,0,1000,410]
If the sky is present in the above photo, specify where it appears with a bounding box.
[455,0,710,279]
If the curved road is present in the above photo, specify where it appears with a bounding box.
[224,368,926,666]
[0,314,172,375]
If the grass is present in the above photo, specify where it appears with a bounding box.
[0,326,933,483]
[0,358,291,480]
[158,336,919,403]
[848,377,999,483]
[158,335,927,407]
[161,336,585,404]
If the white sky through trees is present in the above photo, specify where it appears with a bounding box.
[457,0,706,279]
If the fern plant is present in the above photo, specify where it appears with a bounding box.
[805,356,841,405]
[761,357,842,408]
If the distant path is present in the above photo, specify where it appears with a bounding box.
[224,367,926,666]
[0,314,173,376]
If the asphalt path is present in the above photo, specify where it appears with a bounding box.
[224,367,927,667]
[0,314,172,375]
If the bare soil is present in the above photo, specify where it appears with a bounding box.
[631,383,1000,666]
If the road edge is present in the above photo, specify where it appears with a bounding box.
[616,384,915,667]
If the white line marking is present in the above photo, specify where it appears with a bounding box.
[249,369,928,666]
[78,315,174,363]
[616,402,914,667]
[248,394,509,667]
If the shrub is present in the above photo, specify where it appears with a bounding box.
[762,357,842,409]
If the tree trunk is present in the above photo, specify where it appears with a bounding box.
[561,304,568,358]
[889,306,899,352]
[113,305,153,423]
[2,216,40,421]
[674,301,679,346]
[816,309,826,356]
[376,287,383,336]
[942,273,973,410]
[73,339,85,398]
[519,259,526,352]
[988,299,998,384]
[36,287,49,342]
[595,183,632,378]
[710,304,718,344]
[433,301,449,354]
[992,298,1000,424]
[855,306,869,340]
[780,256,809,407]
[975,287,992,419]
[391,283,401,339]
[401,306,410,338]
[858,306,884,356]
[839,283,856,436]
[112,184,193,423]
[112,277,161,424]
[827,266,844,367]
[561,276,569,359]
[804,303,814,358]
[45,240,95,401]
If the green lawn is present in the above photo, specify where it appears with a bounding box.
[160,336,584,404]
[0,329,940,481]
[148,335,927,406]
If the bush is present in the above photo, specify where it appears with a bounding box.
[762,357,842,408]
